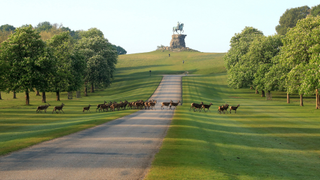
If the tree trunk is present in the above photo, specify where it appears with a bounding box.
[287,93,290,103]
[76,91,81,98]
[0,91,2,100]
[56,91,60,101]
[84,85,88,96]
[316,89,319,109]
[91,83,94,93]
[13,91,16,99]
[25,90,30,105]
[42,92,46,103]
[300,94,303,106]
[261,90,265,97]
[267,91,271,100]
[36,90,40,96]
[255,89,259,94]
[68,91,73,99]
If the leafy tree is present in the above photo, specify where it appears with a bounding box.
[0,26,56,105]
[248,35,283,97]
[278,16,320,107]
[112,45,127,55]
[35,21,53,32]
[76,28,117,95]
[0,24,16,31]
[276,6,310,35]
[224,27,263,89]
[310,4,320,17]
[47,32,86,101]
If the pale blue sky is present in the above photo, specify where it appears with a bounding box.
[1,0,319,54]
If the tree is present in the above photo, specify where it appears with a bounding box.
[310,4,320,17]
[224,27,263,89]
[0,24,16,31]
[278,16,320,107]
[35,21,53,32]
[112,45,127,55]
[248,35,283,97]
[76,28,117,95]
[276,6,310,35]
[0,26,56,105]
[47,32,85,101]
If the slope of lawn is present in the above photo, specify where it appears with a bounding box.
[146,74,320,179]
[0,50,224,156]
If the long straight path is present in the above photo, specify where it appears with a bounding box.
[0,75,183,180]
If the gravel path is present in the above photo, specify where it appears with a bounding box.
[0,75,183,180]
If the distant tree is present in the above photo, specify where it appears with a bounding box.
[310,4,320,16]
[224,26,263,89]
[76,28,117,95]
[0,26,56,105]
[47,32,86,101]
[112,45,127,55]
[0,24,16,31]
[276,6,310,35]
[35,21,53,32]
[39,24,64,41]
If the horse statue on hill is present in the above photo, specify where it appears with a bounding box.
[173,22,184,34]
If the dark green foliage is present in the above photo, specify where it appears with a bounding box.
[224,27,264,88]
[35,21,53,32]
[0,24,15,31]
[276,6,310,35]
[311,4,320,17]
[0,26,56,104]
[76,28,118,89]
[112,45,127,55]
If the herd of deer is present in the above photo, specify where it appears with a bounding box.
[190,102,240,113]
[35,99,181,113]
[36,100,239,114]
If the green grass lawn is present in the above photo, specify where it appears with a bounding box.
[146,73,320,180]
[0,50,223,156]
[2,50,319,179]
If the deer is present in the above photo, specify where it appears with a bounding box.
[149,100,157,110]
[218,104,229,114]
[202,103,213,112]
[36,103,50,113]
[161,100,172,110]
[230,104,240,114]
[52,103,65,114]
[83,104,91,113]
[190,102,203,112]
[170,100,180,110]
[96,101,106,112]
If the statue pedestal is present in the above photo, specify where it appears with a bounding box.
[170,34,187,49]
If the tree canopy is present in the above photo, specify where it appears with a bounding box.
[0,24,16,31]
[276,6,310,35]
[0,26,56,104]
[311,4,320,17]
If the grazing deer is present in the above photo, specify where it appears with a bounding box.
[83,104,91,113]
[36,103,50,113]
[52,103,65,114]
[230,104,240,114]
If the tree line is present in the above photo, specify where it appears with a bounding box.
[224,4,320,109]
[0,22,125,105]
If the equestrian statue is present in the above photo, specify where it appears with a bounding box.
[173,21,184,34]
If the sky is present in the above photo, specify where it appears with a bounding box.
[1,0,320,54]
